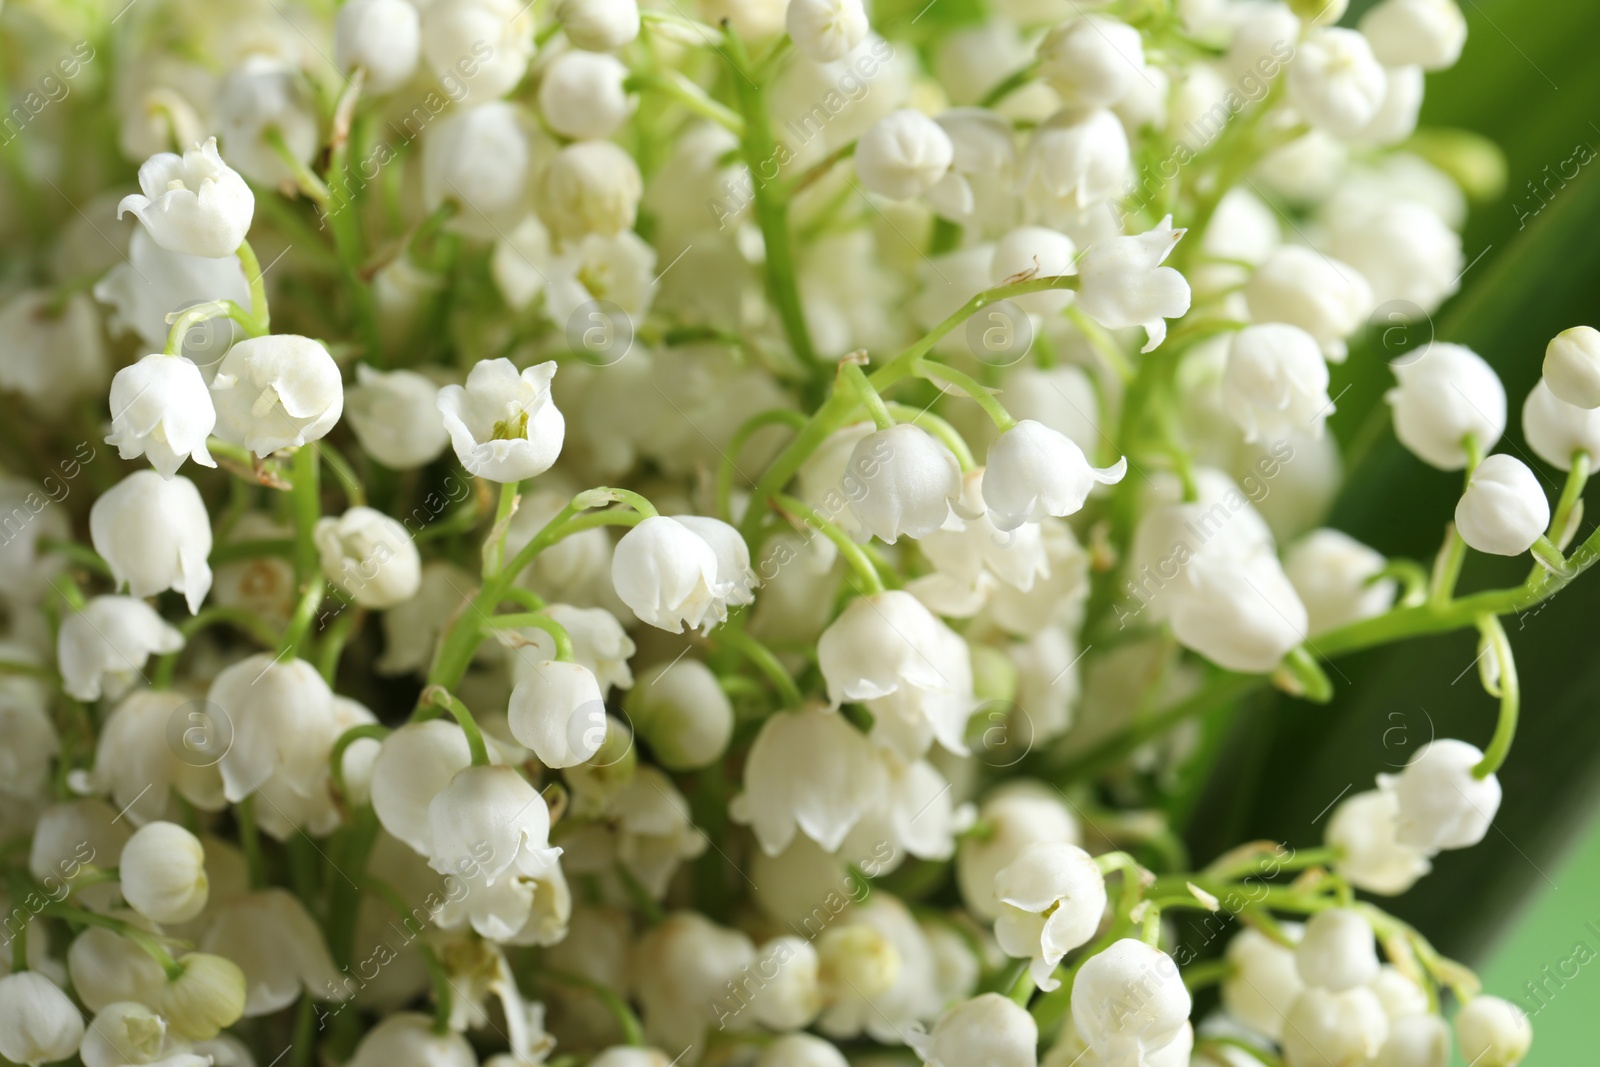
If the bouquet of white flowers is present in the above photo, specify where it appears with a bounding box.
[0,0,1589,1065]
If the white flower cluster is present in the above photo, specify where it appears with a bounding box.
[0,0,1574,1066]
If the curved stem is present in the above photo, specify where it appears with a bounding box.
[539,969,646,1046]
[713,624,802,707]
[772,492,885,595]
[330,723,391,803]
[163,299,258,354]
[484,481,521,578]
[423,686,490,766]
[484,612,575,662]
[40,902,184,978]
[839,362,894,430]
[235,238,272,333]
[914,357,1017,432]
[1473,613,1519,779]
[1551,452,1591,548]
[717,409,808,521]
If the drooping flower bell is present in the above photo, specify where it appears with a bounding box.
[1454,454,1549,556]
[1379,738,1502,852]
[992,841,1106,990]
[844,423,963,543]
[1070,939,1191,1065]
[106,353,217,478]
[210,335,344,457]
[57,596,184,702]
[1075,217,1192,352]
[89,470,213,614]
[611,515,735,633]
[855,110,954,201]
[117,138,254,259]
[983,420,1127,531]
[436,358,565,483]
[1386,342,1505,471]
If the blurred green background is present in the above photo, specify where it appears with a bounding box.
[1186,0,1600,1060]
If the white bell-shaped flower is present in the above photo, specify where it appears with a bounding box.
[215,57,319,188]
[200,889,345,1016]
[957,784,1080,921]
[120,821,209,924]
[1368,964,1430,1021]
[757,1033,846,1067]
[370,720,475,855]
[1019,108,1130,212]
[1523,379,1600,472]
[1326,789,1432,896]
[1282,987,1390,1067]
[1454,996,1531,1067]
[427,765,562,882]
[1222,927,1304,1042]
[88,690,224,825]
[844,423,963,542]
[335,0,421,94]
[855,110,954,201]
[509,660,608,768]
[910,993,1038,1067]
[1295,907,1380,991]
[116,138,253,259]
[314,506,423,608]
[1038,15,1145,109]
[672,514,756,609]
[611,515,733,633]
[991,226,1077,315]
[910,469,1051,617]
[1541,326,1600,409]
[993,841,1106,990]
[1168,549,1308,673]
[0,289,108,413]
[437,358,565,483]
[730,704,886,855]
[90,470,213,613]
[539,51,634,140]
[537,141,644,244]
[1360,0,1467,71]
[210,653,341,805]
[1245,245,1374,362]
[158,952,247,1040]
[80,1001,207,1067]
[69,928,166,1014]
[349,1014,476,1067]
[1374,1012,1450,1067]
[743,937,824,1032]
[557,0,641,51]
[106,354,217,478]
[1071,939,1191,1065]
[57,596,183,702]
[0,972,85,1067]
[1222,324,1333,442]
[210,334,343,456]
[345,365,451,470]
[634,912,757,1052]
[422,102,537,241]
[1386,343,1505,470]
[1076,216,1192,352]
[786,0,869,63]
[1378,738,1501,852]
[1455,454,1549,557]
[984,419,1128,531]
[1288,28,1389,139]
[424,0,535,98]
[627,659,735,771]
[1284,529,1396,637]
[1328,200,1462,315]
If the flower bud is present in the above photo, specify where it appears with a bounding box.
[911,993,1038,1067]
[993,841,1106,990]
[1373,1013,1450,1067]
[1541,326,1600,409]
[1295,907,1379,991]
[1524,378,1600,472]
[1386,343,1505,470]
[423,102,537,241]
[1168,550,1308,673]
[116,138,253,259]
[991,226,1077,315]
[1037,16,1145,109]
[539,51,634,140]
[315,506,423,608]
[120,821,209,924]
[0,972,84,1066]
[817,923,900,1001]
[1282,987,1390,1067]
[1379,738,1501,852]
[107,354,218,478]
[335,0,422,93]
[612,515,732,633]
[1222,324,1333,443]
[537,141,644,243]
[89,470,213,614]
[1369,965,1430,1020]
[749,937,823,1031]
[1325,789,1431,896]
[422,0,534,97]
[983,420,1126,532]
[1222,927,1305,1041]
[855,110,955,201]
[1070,939,1190,1064]
[509,660,608,768]
[1454,996,1531,1067]
[1284,530,1396,637]
[58,596,184,702]
[1329,200,1462,315]
[1076,217,1191,352]
[1360,0,1467,71]
[345,365,451,470]
[557,0,641,52]
[1455,454,1548,557]
[757,1034,847,1067]
[350,1013,477,1067]
[845,423,963,542]
[1245,245,1373,361]
[211,334,343,457]
[1020,108,1130,212]
[627,658,734,770]
[786,0,869,63]
[160,953,248,1040]
[1288,29,1388,139]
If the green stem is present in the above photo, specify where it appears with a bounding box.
[210,538,296,565]
[483,613,576,662]
[538,970,646,1046]
[39,538,112,578]
[291,445,322,579]
[913,357,1017,432]
[484,481,521,578]
[236,238,272,333]
[163,299,259,353]
[39,902,184,978]
[1429,525,1468,609]
[627,71,744,134]
[280,579,327,659]
[1278,646,1333,703]
[265,127,331,206]
[330,724,391,802]
[317,605,361,683]
[153,607,280,686]
[1473,614,1518,779]
[1551,452,1591,548]
[713,624,802,707]
[839,362,894,430]
[716,409,808,521]
[236,795,267,889]
[978,62,1039,108]
[317,442,366,507]
[772,493,885,595]
[423,686,490,766]
[1064,305,1134,383]
[362,878,451,1033]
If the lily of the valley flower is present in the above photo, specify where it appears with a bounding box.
[314,506,423,609]
[992,841,1107,990]
[1075,217,1192,352]
[1222,323,1334,443]
[855,110,954,202]
[611,515,733,633]
[117,138,253,259]
[58,596,184,702]
[211,335,344,457]
[1379,738,1502,853]
[107,353,217,478]
[89,470,213,614]
[436,358,565,483]
[1454,454,1549,556]
[983,420,1127,531]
